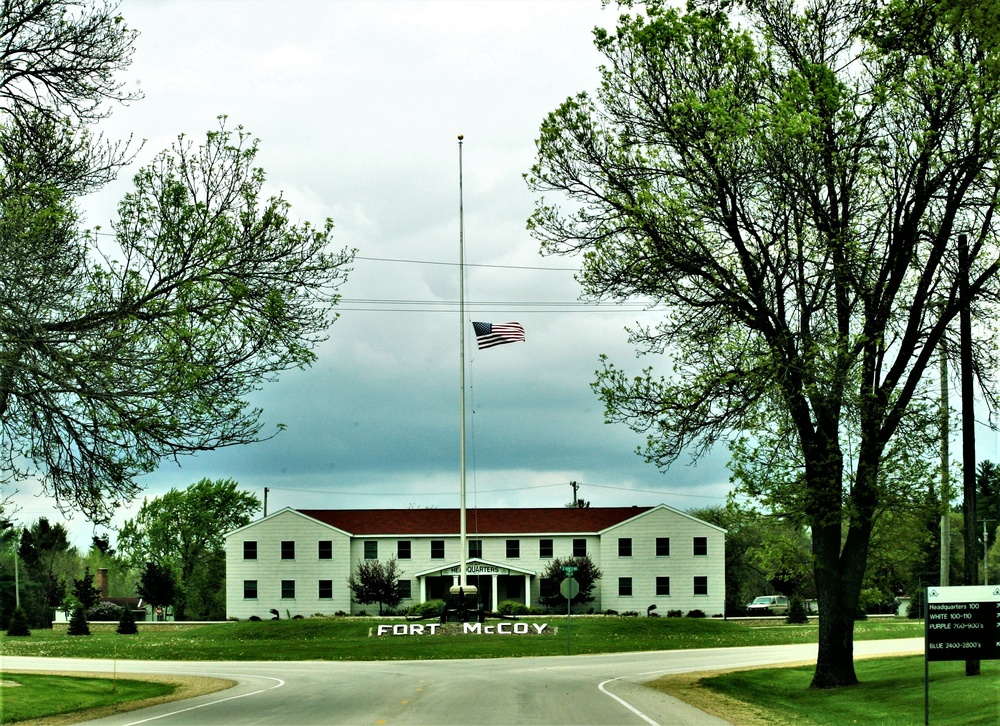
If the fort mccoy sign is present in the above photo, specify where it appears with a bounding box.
[371,622,553,637]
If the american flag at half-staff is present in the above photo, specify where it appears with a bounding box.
[472,322,525,350]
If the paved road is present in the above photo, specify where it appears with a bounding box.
[4,638,923,725]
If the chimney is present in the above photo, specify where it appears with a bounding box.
[97,568,109,600]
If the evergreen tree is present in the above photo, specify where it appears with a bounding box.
[67,605,90,636]
[117,605,138,635]
[6,606,30,636]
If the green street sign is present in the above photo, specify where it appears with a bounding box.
[561,566,578,575]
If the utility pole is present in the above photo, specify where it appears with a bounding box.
[981,519,996,585]
[570,481,579,508]
[940,319,951,586]
[263,487,269,517]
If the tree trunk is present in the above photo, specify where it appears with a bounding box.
[811,518,859,688]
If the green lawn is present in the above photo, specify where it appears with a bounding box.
[0,615,923,661]
[0,672,174,724]
[693,656,1000,726]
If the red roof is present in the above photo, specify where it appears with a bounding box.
[296,507,653,536]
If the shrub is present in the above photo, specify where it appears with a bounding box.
[6,607,30,636]
[497,600,529,616]
[87,602,124,621]
[117,607,138,635]
[407,600,445,619]
[603,609,619,616]
[248,615,261,621]
[620,611,639,618]
[785,596,809,625]
[685,609,706,618]
[293,614,304,620]
[666,609,683,618]
[334,610,349,617]
[68,606,91,636]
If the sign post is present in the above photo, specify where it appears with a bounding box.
[560,566,580,655]
[924,585,1000,724]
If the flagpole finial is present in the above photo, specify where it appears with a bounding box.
[458,133,464,141]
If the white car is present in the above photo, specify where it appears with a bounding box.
[746,595,790,615]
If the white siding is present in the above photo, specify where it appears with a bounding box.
[598,506,726,616]
[225,509,352,619]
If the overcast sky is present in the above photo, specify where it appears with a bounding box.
[19,0,999,550]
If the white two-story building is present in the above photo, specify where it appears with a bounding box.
[224,504,725,619]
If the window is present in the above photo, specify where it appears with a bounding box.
[281,580,296,599]
[398,579,412,599]
[243,541,257,560]
[469,539,482,559]
[364,540,378,560]
[318,580,333,599]
[573,538,587,557]
[397,540,411,559]
[281,541,295,560]
[506,539,520,558]
[619,577,633,596]
[318,541,332,560]
[539,539,553,558]
[431,540,445,559]
[694,576,708,595]
[656,576,671,596]
[243,580,258,599]
[656,537,670,557]
[693,537,708,556]
[618,538,632,557]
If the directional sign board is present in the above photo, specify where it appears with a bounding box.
[925,585,1000,662]
[561,566,578,575]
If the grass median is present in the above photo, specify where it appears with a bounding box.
[0,615,922,661]
[0,672,175,723]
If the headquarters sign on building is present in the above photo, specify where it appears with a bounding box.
[224,504,725,619]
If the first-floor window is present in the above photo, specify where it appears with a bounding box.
[618,577,633,596]
[398,579,412,599]
[281,579,296,599]
[318,580,333,599]
[656,576,670,596]
[693,576,708,596]
[243,580,258,599]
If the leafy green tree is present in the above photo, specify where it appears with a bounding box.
[17,518,77,627]
[347,557,404,615]
[137,561,177,616]
[538,555,602,610]
[528,0,1000,687]
[72,567,102,610]
[0,1,353,524]
[118,478,259,620]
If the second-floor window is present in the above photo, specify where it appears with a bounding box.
[693,537,708,556]
[398,540,411,559]
[318,541,332,559]
[656,537,670,557]
[243,541,257,560]
[539,539,553,558]
[506,539,520,558]
[364,541,378,559]
[431,540,445,559]
[281,541,295,560]
[573,539,587,557]
[618,538,632,557]
[469,539,483,559]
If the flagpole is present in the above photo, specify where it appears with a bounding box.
[453,134,475,598]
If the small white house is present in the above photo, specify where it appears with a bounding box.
[224,504,725,619]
